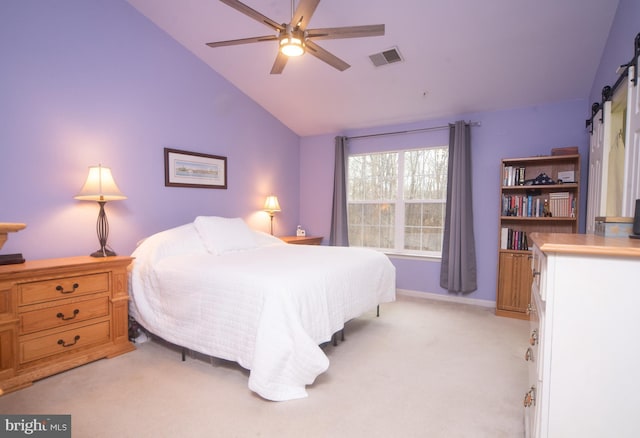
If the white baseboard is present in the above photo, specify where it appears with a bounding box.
[396,288,496,309]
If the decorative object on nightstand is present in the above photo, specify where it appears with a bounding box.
[0,222,26,265]
[75,164,127,257]
[263,195,281,235]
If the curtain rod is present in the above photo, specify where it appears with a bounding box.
[346,121,481,140]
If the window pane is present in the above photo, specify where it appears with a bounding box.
[347,202,395,249]
[348,203,363,225]
[380,203,394,225]
[404,147,448,200]
[422,228,443,252]
[422,203,445,227]
[405,203,421,226]
[349,226,363,247]
[404,202,445,251]
[379,224,394,248]
[404,226,422,250]
[348,152,397,201]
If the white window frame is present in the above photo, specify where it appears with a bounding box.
[347,145,448,258]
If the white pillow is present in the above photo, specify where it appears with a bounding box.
[194,216,258,255]
[253,230,286,247]
[132,223,207,265]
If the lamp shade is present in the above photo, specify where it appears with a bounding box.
[263,195,281,213]
[280,37,304,57]
[279,27,305,57]
[75,165,127,202]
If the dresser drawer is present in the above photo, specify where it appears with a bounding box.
[19,296,109,335]
[18,272,109,306]
[20,320,111,364]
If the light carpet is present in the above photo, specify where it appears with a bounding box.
[0,295,528,437]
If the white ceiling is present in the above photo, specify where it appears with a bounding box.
[126,0,619,137]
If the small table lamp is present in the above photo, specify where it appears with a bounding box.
[75,164,127,257]
[263,195,281,235]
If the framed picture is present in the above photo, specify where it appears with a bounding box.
[164,148,227,189]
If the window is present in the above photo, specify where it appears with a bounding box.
[347,146,448,257]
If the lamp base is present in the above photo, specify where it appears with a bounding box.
[90,248,116,257]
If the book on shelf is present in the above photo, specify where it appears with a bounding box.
[503,165,526,186]
[500,227,508,249]
[502,192,575,218]
[548,192,574,217]
[518,167,525,186]
[502,194,545,217]
[500,227,529,251]
[503,166,511,186]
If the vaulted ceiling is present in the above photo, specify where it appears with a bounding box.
[126,0,619,136]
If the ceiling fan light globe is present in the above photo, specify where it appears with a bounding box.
[280,37,304,57]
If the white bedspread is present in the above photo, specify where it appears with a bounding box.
[129,222,396,401]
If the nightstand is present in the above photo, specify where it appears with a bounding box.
[279,236,323,245]
[0,256,135,395]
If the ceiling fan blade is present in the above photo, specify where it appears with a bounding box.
[305,40,350,71]
[219,0,284,32]
[306,24,385,40]
[270,52,288,75]
[291,0,320,31]
[206,35,278,48]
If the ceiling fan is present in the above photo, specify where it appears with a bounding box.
[206,0,385,74]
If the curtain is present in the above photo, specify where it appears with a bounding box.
[330,136,349,246]
[440,121,477,293]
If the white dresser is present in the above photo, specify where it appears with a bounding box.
[524,233,640,437]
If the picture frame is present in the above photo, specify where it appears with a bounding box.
[164,148,227,189]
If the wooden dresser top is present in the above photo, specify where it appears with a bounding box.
[529,232,640,258]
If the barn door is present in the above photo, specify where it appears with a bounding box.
[586,104,610,233]
[623,65,640,216]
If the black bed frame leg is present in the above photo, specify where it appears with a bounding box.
[181,347,186,362]
[377,304,380,317]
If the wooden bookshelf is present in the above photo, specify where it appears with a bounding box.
[496,154,580,319]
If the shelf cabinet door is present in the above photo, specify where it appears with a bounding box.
[497,252,532,317]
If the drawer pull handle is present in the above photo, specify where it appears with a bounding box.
[529,329,538,346]
[525,347,534,362]
[523,386,536,407]
[532,270,541,277]
[57,335,80,347]
[56,309,80,321]
[56,283,79,294]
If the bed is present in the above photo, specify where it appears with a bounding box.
[128,216,396,401]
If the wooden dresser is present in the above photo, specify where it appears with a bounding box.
[524,233,640,437]
[0,256,135,395]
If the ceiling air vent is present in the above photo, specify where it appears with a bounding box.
[369,47,403,67]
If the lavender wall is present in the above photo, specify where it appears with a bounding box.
[300,100,589,302]
[0,0,300,260]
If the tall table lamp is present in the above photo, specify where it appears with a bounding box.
[263,195,281,235]
[75,164,127,257]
